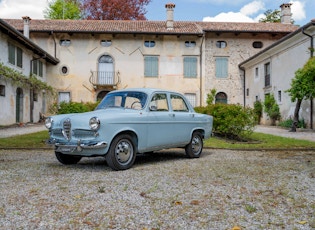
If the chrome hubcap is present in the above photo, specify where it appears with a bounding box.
[192,136,201,154]
[115,140,133,165]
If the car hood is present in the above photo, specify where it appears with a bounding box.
[50,108,142,127]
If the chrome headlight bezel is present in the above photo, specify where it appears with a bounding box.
[89,117,100,130]
[45,117,53,129]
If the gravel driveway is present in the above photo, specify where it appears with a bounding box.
[0,148,314,229]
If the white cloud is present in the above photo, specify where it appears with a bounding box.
[290,1,306,21]
[0,0,47,19]
[203,0,265,22]
[240,1,265,16]
[203,12,255,22]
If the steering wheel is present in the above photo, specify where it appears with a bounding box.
[131,101,142,109]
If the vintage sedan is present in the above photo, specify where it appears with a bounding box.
[45,88,213,170]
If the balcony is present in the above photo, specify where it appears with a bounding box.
[89,71,120,89]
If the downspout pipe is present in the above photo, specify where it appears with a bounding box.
[302,28,314,129]
[199,33,205,106]
[239,66,246,108]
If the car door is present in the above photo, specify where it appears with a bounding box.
[146,93,174,148]
[169,94,196,144]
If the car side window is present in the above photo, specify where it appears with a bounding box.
[149,93,169,111]
[171,94,189,112]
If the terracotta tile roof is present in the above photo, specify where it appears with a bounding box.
[4,19,299,35]
[197,21,298,33]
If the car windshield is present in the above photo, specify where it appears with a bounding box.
[96,91,148,110]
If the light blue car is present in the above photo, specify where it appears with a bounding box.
[45,88,213,170]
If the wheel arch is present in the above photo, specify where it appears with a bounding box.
[111,130,138,151]
[192,128,205,139]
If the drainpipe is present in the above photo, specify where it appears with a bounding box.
[239,66,246,107]
[302,28,314,129]
[199,33,205,106]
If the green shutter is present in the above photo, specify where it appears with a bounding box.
[215,57,228,78]
[144,56,158,77]
[184,57,197,78]
[8,43,15,65]
[16,47,23,68]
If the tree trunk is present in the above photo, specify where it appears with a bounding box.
[290,98,302,132]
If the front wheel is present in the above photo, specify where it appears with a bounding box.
[185,132,203,158]
[55,151,82,165]
[105,134,136,170]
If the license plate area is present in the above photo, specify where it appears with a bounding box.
[57,146,76,153]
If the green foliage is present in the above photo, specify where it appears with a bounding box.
[206,89,216,105]
[264,94,281,125]
[0,62,54,95]
[253,100,263,124]
[195,104,256,139]
[259,9,281,23]
[278,118,306,129]
[56,101,99,114]
[44,0,81,19]
[286,57,315,102]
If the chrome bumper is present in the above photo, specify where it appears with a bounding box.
[47,139,107,152]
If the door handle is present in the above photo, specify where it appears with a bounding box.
[169,113,175,117]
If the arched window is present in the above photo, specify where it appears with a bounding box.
[97,91,110,101]
[98,55,114,84]
[215,92,227,104]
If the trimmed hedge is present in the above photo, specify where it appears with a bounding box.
[55,101,99,114]
[195,104,256,140]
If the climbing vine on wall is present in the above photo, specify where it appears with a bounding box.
[0,62,55,94]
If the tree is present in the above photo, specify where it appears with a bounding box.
[259,9,281,23]
[80,0,151,20]
[286,57,315,131]
[44,0,81,19]
[206,89,216,105]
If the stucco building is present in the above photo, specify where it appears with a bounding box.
[1,3,302,126]
[240,20,315,128]
[0,18,59,125]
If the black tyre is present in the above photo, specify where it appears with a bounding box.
[185,132,203,158]
[105,134,136,170]
[55,151,82,165]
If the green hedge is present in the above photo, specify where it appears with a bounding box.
[54,101,99,114]
[195,104,256,140]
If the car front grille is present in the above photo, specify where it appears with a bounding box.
[62,118,71,140]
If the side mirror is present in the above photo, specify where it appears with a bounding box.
[149,105,157,111]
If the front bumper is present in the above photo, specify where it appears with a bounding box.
[47,138,107,153]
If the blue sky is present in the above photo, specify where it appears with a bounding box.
[0,0,313,26]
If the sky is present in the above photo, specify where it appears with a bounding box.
[0,0,313,26]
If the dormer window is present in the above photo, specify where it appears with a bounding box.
[144,41,156,48]
[60,39,71,46]
[216,41,227,48]
[185,41,196,47]
[101,40,112,47]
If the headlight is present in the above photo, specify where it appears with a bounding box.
[45,117,53,129]
[89,117,100,130]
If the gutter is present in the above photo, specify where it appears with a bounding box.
[302,27,314,129]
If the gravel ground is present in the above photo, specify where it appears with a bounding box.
[0,148,314,229]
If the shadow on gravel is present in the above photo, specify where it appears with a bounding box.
[46,149,212,171]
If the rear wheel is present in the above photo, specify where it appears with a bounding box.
[185,132,203,158]
[106,134,136,170]
[55,151,82,165]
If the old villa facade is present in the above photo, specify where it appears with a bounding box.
[2,3,313,127]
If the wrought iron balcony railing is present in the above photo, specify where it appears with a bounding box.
[89,71,120,88]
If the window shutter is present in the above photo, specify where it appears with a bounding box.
[184,57,197,78]
[215,57,228,78]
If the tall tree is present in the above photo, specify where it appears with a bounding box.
[80,0,151,20]
[44,0,81,19]
[259,9,281,23]
[286,57,315,131]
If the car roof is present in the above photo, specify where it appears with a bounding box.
[109,88,181,95]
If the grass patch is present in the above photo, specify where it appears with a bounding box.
[0,131,49,148]
[204,132,315,149]
[0,130,314,149]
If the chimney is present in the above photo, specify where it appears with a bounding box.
[165,3,175,30]
[22,16,31,38]
[280,3,292,24]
